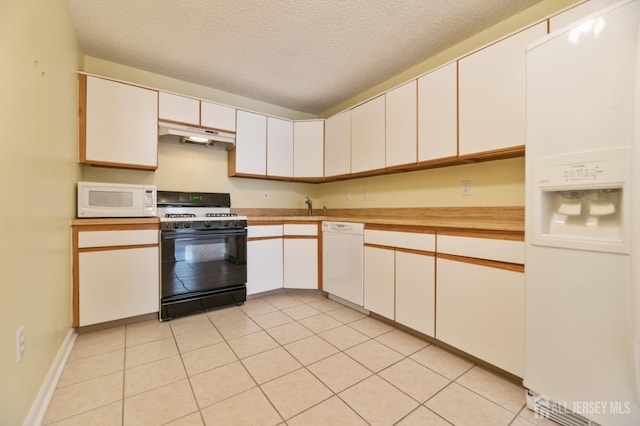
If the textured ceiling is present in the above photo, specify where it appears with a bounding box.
[67,0,543,115]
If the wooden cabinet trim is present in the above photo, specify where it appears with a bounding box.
[365,223,436,233]
[365,243,434,257]
[364,243,395,251]
[437,229,523,241]
[437,253,524,272]
[283,235,317,240]
[78,74,87,163]
[73,223,159,232]
[396,247,435,257]
[248,236,283,242]
[78,243,158,253]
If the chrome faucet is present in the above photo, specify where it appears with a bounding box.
[305,196,312,216]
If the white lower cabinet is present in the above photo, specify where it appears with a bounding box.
[74,226,159,327]
[364,228,436,330]
[247,225,283,295]
[364,246,395,319]
[395,251,435,337]
[436,257,524,377]
[283,223,318,289]
[79,247,159,326]
[284,239,318,289]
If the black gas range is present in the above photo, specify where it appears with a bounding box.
[157,191,247,320]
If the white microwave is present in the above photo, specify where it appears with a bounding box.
[77,182,157,218]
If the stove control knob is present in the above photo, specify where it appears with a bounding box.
[172,222,180,229]
[183,222,191,229]
[204,221,211,228]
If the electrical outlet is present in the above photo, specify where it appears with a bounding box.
[363,189,368,201]
[345,189,351,200]
[461,180,471,196]
[16,326,24,363]
[263,191,268,200]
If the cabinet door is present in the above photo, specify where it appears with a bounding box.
[83,76,158,170]
[284,238,318,289]
[324,110,351,177]
[79,246,159,326]
[436,258,524,376]
[294,120,324,178]
[458,23,546,156]
[386,81,417,167]
[235,110,267,175]
[363,246,395,320]
[395,251,435,337]
[201,102,236,132]
[247,238,283,295]
[158,92,199,125]
[267,117,294,177]
[418,62,458,161]
[351,95,386,173]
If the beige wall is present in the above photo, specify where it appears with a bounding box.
[0,0,82,424]
[0,0,599,423]
[316,158,525,209]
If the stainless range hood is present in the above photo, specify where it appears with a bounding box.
[158,121,235,150]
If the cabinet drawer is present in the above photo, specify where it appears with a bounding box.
[283,224,318,236]
[78,229,158,248]
[365,229,435,252]
[437,235,524,264]
[158,92,199,125]
[248,225,283,238]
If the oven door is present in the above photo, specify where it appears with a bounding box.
[160,228,247,319]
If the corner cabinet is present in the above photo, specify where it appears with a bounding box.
[293,120,324,178]
[458,22,546,157]
[79,74,159,170]
[72,220,160,327]
[283,223,319,289]
[247,224,283,295]
[435,232,525,376]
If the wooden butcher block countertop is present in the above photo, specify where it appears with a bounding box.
[236,206,524,234]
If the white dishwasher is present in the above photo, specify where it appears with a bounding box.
[322,221,365,307]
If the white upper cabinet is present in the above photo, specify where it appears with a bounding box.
[267,117,294,178]
[81,75,158,170]
[418,62,458,161]
[159,91,237,132]
[351,95,386,173]
[324,110,351,177]
[458,22,547,156]
[293,120,324,178]
[201,102,236,132]
[235,110,267,175]
[549,1,613,32]
[158,92,199,125]
[386,81,417,167]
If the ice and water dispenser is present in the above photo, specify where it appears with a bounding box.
[530,148,630,254]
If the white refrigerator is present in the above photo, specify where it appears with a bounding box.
[524,0,640,425]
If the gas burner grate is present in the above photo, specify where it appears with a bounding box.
[206,213,238,217]
[165,213,197,218]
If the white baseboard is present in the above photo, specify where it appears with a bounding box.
[23,328,77,426]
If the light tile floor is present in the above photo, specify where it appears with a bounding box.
[43,290,559,425]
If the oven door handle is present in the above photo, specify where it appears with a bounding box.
[161,229,247,240]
